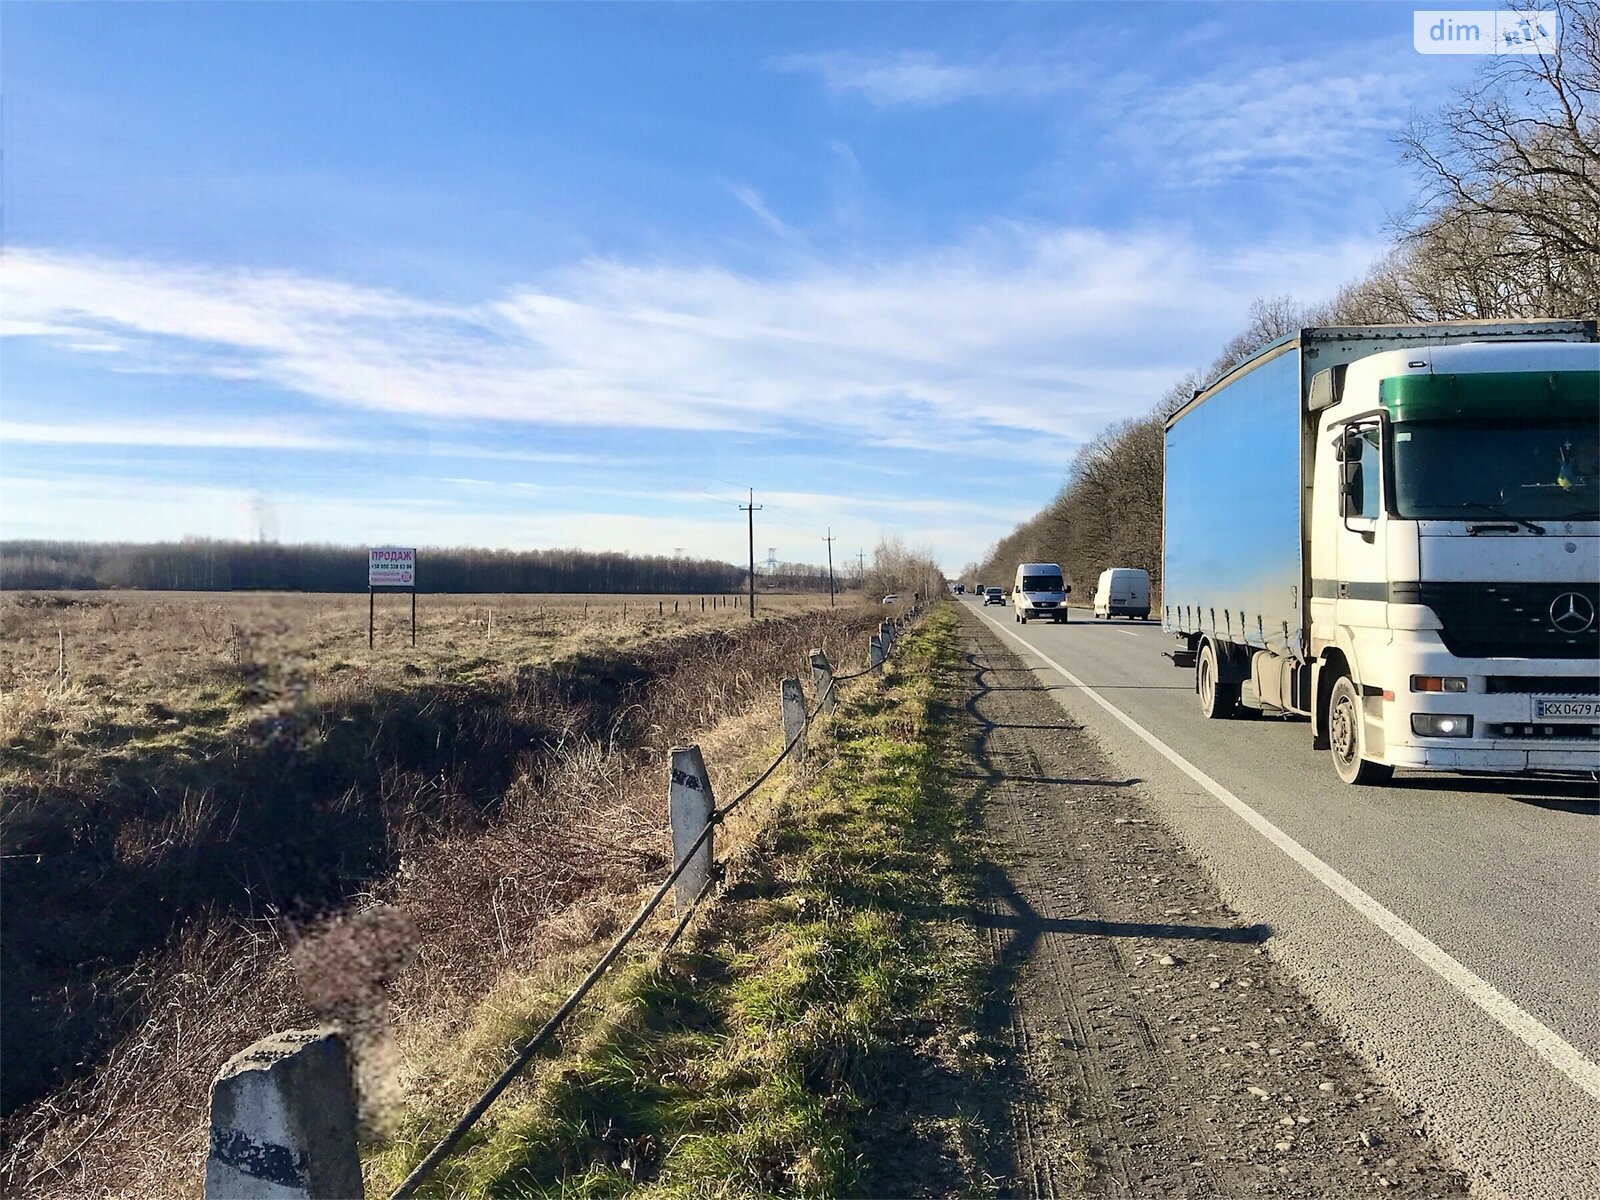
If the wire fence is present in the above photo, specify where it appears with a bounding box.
[388,604,924,1199]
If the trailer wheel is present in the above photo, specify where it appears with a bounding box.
[1328,675,1393,786]
[1197,642,1238,719]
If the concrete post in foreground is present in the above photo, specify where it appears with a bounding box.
[205,1029,362,1200]
[869,635,885,668]
[781,676,806,765]
[809,648,835,715]
[669,745,715,914]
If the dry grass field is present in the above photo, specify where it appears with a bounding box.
[0,590,826,787]
[0,587,878,1197]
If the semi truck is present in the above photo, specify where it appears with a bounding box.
[1162,320,1599,784]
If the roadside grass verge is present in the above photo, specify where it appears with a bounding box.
[370,603,998,1198]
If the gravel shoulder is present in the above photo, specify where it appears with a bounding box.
[956,609,1469,1198]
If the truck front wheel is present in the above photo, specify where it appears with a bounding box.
[1197,642,1239,719]
[1328,676,1393,786]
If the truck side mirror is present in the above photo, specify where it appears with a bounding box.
[1335,429,1364,463]
[1065,584,1072,594]
[1340,459,1364,518]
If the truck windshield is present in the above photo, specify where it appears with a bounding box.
[1021,575,1062,591]
[1391,420,1599,522]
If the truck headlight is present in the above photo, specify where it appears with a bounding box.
[1411,713,1473,738]
[1411,676,1467,693]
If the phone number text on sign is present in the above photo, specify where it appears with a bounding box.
[369,547,416,587]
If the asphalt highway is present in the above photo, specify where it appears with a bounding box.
[964,598,1600,1200]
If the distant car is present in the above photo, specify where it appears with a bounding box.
[984,587,1004,605]
[973,583,985,597]
[881,594,899,604]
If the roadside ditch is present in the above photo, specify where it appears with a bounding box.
[2,604,879,1198]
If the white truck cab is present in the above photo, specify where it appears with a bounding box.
[1013,562,1070,624]
[1309,339,1599,782]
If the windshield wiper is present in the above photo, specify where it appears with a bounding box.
[1433,502,1546,535]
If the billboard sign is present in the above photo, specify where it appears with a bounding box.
[369,547,416,587]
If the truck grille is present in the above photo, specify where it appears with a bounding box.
[1417,582,1600,661]
[1489,723,1600,741]
[1485,675,1600,694]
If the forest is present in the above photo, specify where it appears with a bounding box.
[0,538,751,595]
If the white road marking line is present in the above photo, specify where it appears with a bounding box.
[975,606,1600,1103]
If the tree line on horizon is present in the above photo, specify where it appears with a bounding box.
[970,2,1599,599]
[0,538,757,595]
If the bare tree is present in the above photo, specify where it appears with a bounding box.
[1156,370,1204,419]
[865,535,945,601]
[1396,0,1600,317]
[1205,295,1316,381]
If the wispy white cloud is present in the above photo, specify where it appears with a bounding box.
[775,38,1428,194]
[0,419,613,467]
[1113,47,1418,187]
[0,420,346,451]
[772,49,1066,107]
[731,184,797,240]
[2,227,1376,459]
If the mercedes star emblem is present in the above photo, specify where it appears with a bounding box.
[1549,592,1596,634]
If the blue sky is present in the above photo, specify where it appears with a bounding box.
[1,2,1492,571]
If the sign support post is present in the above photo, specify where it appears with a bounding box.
[368,547,417,648]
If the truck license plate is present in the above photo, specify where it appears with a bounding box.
[1534,698,1599,719]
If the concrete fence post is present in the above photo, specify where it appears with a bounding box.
[781,676,806,765]
[204,1028,363,1200]
[869,635,885,668]
[809,648,835,715]
[668,746,715,914]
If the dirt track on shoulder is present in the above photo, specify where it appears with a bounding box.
[957,611,1468,1198]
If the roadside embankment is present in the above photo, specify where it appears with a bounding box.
[365,602,1005,1197]
[1,599,876,1198]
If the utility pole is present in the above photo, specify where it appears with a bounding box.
[857,549,866,591]
[740,489,762,619]
[823,528,837,607]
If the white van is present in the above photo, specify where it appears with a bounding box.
[1092,567,1151,620]
[1013,562,1069,623]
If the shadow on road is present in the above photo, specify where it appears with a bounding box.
[976,871,1272,946]
[1390,771,1599,812]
